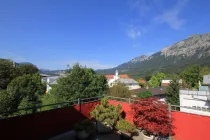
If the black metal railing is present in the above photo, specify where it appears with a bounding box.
[0,96,103,120]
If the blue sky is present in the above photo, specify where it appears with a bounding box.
[1,0,210,70]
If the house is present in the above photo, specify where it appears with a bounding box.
[41,74,66,93]
[106,70,140,90]
[139,79,146,84]
[179,75,210,116]
[161,78,172,87]
[105,74,130,79]
[116,78,140,90]
[131,87,166,102]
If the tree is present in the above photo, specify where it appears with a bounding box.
[181,64,200,88]
[165,79,180,105]
[200,66,210,83]
[167,73,180,80]
[137,90,152,98]
[41,94,57,111]
[90,97,122,128]
[131,98,173,137]
[17,64,39,76]
[6,73,45,111]
[50,64,108,102]
[0,90,16,117]
[109,83,132,98]
[149,72,166,87]
[144,75,151,81]
[0,59,17,90]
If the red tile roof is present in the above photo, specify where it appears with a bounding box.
[105,74,131,79]
[161,83,169,87]
[139,79,146,84]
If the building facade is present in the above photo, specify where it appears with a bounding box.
[179,75,210,116]
[106,70,140,90]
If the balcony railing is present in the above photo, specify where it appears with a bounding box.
[1,95,210,119]
[0,96,103,120]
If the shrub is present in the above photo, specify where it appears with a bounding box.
[137,90,152,98]
[73,119,94,132]
[131,98,173,137]
[90,97,122,127]
[109,83,132,98]
[116,119,136,134]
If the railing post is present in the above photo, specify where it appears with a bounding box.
[78,98,81,112]
[168,103,172,140]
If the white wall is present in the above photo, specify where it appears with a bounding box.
[180,90,210,116]
[162,80,172,83]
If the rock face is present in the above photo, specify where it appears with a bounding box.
[161,34,210,58]
[130,55,149,63]
[97,33,210,78]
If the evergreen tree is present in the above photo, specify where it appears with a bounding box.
[165,79,180,105]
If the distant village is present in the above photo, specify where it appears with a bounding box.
[41,69,210,117]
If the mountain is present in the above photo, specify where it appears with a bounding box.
[39,69,66,75]
[97,33,210,79]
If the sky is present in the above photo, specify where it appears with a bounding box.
[1,0,210,70]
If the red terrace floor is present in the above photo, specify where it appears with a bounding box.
[1,99,210,140]
[109,100,210,140]
[172,112,210,140]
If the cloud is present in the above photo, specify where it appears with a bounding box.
[154,0,188,29]
[129,0,151,17]
[127,25,141,39]
[0,51,25,62]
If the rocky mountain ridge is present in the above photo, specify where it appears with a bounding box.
[97,33,210,78]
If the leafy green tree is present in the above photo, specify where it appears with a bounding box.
[0,59,17,90]
[144,75,151,81]
[50,64,108,102]
[139,82,145,88]
[7,73,45,111]
[167,73,180,80]
[165,79,180,105]
[109,83,132,98]
[41,94,57,111]
[17,64,39,76]
[149,72,166,87]
[200,66,210,82]
[138,90,152,98]
[181,64,200,88]
[0,90,16,117]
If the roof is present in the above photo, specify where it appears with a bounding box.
[161,83,170,87]
[139,79,146,83]
[105,74,131,79]
[105,75,114,79]
[131,87,166,96]
[162,78,172,80]
[116,78,138,84]
[119,74,131,78]
[40,74,52,77]
[47,76,60,85]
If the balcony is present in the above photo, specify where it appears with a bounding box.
[1,96,210,140]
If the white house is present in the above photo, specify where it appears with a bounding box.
[41,74,66,93]
[161,78,172,87]
[179,75,210,116]
[107,70,140,90]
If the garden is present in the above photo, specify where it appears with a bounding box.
[71,97,173,140]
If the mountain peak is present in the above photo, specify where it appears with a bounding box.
[130,55,149,63]
[161,33,210,57]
